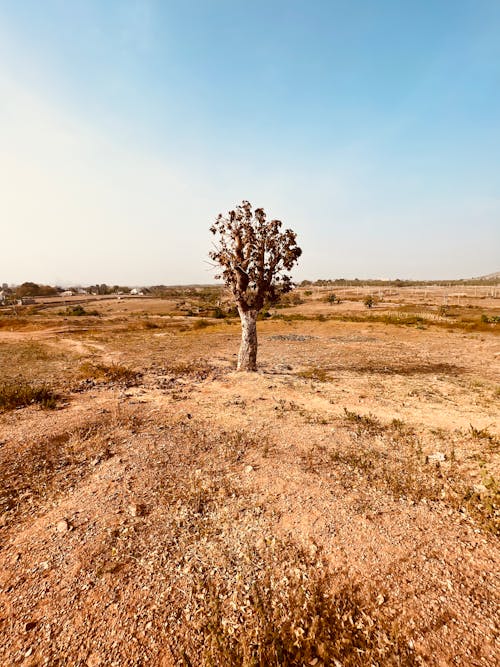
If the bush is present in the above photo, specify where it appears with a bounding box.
[364,295,374,309]
[481,314,500,324]
[213,307,226,319]
[66,305,100,317]
[192,318,211,330]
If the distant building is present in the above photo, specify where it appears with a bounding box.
[130,288,144,296]
[61,290,74,297]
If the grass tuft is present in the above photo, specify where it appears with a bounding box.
[79,362,141,386]
[0,382,59,411]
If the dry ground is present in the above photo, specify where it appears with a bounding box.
[0,289,499,666]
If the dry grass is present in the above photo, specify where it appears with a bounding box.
[0,416,124,529]
[301,414,500,534]
[160,359,220,381]
[297,367,332,382]
[0,340,79,386]
[0,381,59,411]
[78,361,141,386]
[174,538,416,666]
[298,361,462,380]
[0,317,31,329]
[78,420,417,666]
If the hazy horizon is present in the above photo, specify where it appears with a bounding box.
[1,1,499,285]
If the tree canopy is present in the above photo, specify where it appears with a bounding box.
[209,201,302,313]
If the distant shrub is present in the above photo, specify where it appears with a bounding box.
[193,318,211,330]
[213,307,226,319]
[481,314,499,324]
[364,295,375,309]
[66,305,100,317]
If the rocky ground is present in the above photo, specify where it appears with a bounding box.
[0,302,499,666]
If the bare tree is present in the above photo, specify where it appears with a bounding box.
[210,201,302,371]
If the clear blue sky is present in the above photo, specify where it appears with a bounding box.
[1,0,499,284]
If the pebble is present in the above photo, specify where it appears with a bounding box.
[244,465,254,474]
[128,503,142,517]
[428,452,446,463]
[56,519,69,533]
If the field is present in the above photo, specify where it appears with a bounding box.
[0,285,499,666]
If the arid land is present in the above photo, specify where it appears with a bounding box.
[0,285,499,666]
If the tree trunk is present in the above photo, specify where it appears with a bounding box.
[237,308,258,371]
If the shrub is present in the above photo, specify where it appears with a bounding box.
[481,314,500,324]
[66,305,100,317]
[193,318,211,330]
[364,295,375,309]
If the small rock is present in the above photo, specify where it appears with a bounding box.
[128,503,143,517]
[56,519,69,533]
[376,593,385,605]
[255,537,266,550]
[24,621,37,632]
[427,452,446,463]
[244,465,254,474]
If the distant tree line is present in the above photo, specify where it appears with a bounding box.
[299,278,500,287]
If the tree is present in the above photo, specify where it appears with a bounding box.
[209,201,302,371]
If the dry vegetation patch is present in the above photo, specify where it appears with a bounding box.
[0,381,59,412]
[0,415,124,532]
[78,361,142,387]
